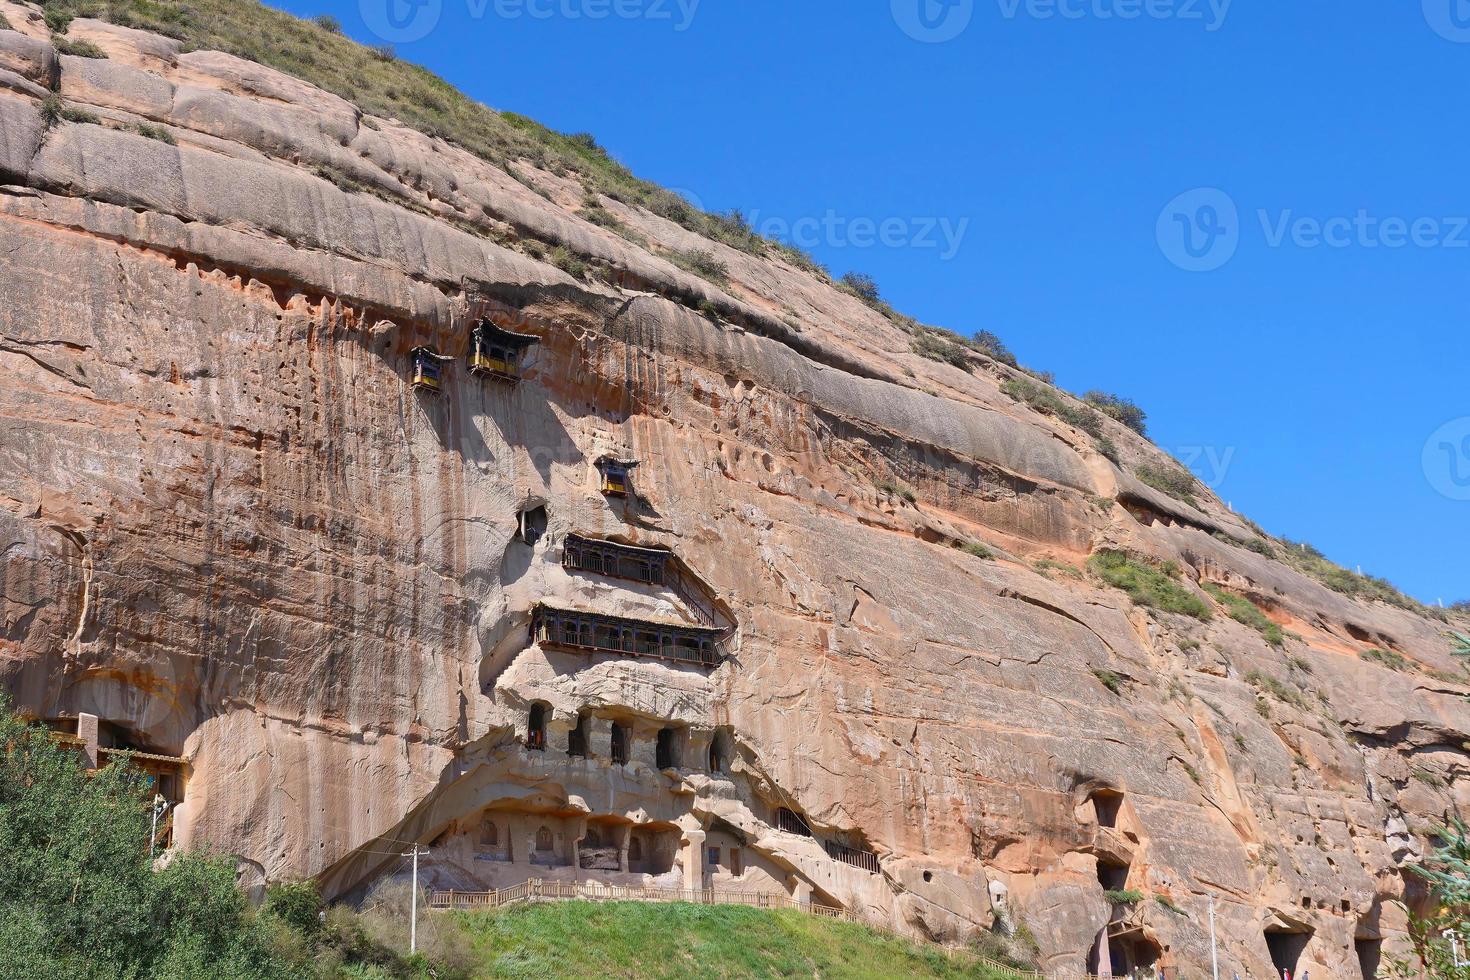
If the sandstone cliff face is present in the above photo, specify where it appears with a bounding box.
[1,5,1466,976]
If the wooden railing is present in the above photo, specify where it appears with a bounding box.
[824,840,880,875]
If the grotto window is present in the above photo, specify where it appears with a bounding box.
[610,723,629,765]
[1091,789,1124,829]
[1356,937,1382,979]
[535,826,554,853]
[596,457,638,497]
[568,713,590,758]
[1266,928,1312,978]
[707,846,721,869]
[479,817,498,849]
[518,505,548,546]
[583,825,602,848]
[656,728,679,770]
[708,732,725,774]
[527,704,547,751]
[776,807,813,838]
[411,347,447,393]
[467,319,538,382]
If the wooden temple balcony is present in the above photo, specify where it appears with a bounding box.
[531,604,724,669]
[562,535,670,586]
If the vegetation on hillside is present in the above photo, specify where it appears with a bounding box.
[1083,391,1147,437]
[449,900,1020,979]
[1133,461,1199,507]
[1087,550,1212,621]
[1201,583,1284,646]
[1275,537,1426,613]
[0,705,449,979]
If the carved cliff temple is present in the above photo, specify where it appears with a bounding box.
[411,346,448,393]
[596,456,638,497]
[43,714,188,850]
[467,319,538,383]
[531,605,724,668]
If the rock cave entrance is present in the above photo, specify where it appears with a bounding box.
[708,727,731,774]
[527,703,548,751]
[655,727,681,769]
[517,504,548,546]
[1355,937,1381,979]
[1265,927,1313,977]
[1091,789,1124,829]
[610,722,630,765]
[1097,858,1129,892]
[567,712,591,758]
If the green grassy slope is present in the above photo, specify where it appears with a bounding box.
[447,901,1018,980]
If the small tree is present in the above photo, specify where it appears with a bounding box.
[968,330,1017,367]
[1389,820,1470,978]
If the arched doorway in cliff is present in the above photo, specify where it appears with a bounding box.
[527,703,549,751]
[1265,925,1313,978]
[610,722,630,765]
[1088,927,1162,979]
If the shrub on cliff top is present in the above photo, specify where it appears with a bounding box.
[966,330,1018,367]
[913,328,973,373]
[55,36,109,57]
[1134,461,1200,507]
[1088,550,1212,621]
[1000,377,1104,437]
[1084,391,1148,437]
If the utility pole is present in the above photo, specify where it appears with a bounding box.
[1209,895,1220,980]
[405,844,428,955]
[149,794,169,859]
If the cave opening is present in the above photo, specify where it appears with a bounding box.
[1265,928,1312,977]
[1092,789,1124,829]
[1355,937,1381,979]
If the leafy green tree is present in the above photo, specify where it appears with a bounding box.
[1388,820,1470,978]
[0,706,289,978]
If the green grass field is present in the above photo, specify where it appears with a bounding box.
[446,901,1017,980]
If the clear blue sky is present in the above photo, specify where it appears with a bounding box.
[279,0,1468,603]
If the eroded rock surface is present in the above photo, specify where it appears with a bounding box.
[1,6,1465,976]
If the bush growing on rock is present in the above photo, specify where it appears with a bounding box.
[1087,550,1211,621]
[1083,390,1148,437]
[1133,461,1199,506]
